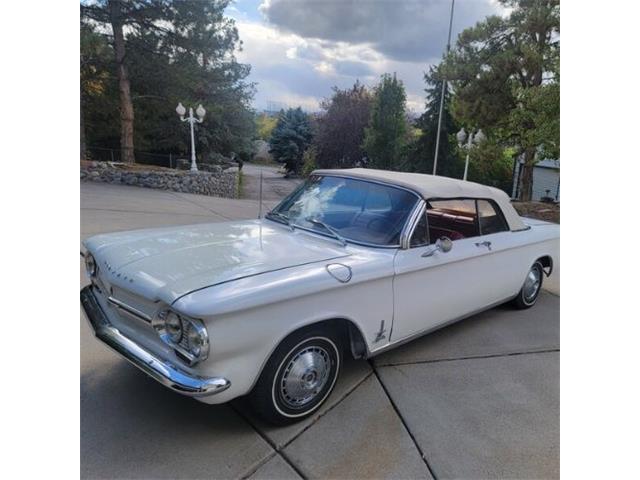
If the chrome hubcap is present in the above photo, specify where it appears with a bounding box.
[280,346,331,408]
[523,267,541,302]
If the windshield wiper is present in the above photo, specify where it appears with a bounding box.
[306,217,348,247]
[266,211,295,231]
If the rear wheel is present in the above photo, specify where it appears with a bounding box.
[250,326,342,425]
[513,261,544,309]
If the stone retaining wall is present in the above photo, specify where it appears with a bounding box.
[80,162,238,198]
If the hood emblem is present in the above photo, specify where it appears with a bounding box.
[326,263,352,283]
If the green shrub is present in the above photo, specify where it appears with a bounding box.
[301,147,318,177]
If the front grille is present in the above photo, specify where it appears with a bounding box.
[109,287,160,323]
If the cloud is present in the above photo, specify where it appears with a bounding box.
[260,0,500,62]
[334,60,375,77]
[235,20,385,110]
[229,1,504,112]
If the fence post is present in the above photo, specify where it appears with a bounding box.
[110,149,115,163]
[169,153,172,169]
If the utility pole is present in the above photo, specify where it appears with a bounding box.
[432,0,456,176]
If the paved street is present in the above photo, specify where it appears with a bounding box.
[239,163,302,201]
[81,179,559,479]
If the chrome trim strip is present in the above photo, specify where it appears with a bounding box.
[81,286,230,397]
[400,199,426,249]
[107,295,153,323]
[366,296,516,358]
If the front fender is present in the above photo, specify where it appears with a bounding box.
[174,249,395,403]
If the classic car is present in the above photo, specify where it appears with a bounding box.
[81,168,559,424]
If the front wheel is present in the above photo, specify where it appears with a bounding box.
[513,261,544,309]
[249,326,342,425]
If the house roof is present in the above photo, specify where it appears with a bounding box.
[536,159,560,169]
[313,168,526,231]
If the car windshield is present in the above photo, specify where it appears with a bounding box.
[268,175,419,246]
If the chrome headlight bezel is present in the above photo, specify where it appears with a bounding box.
[185,320,209,360]
[152,308,209,365]
[164,311,183,343]
[85,253,97,278]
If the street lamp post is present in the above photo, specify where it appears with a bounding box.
[176,102,206,172]
[456,127,485,181]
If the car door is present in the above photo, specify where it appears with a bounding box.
[473,198,527,299]
[390,198,514,343]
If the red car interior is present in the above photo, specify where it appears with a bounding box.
[427,209,479,240]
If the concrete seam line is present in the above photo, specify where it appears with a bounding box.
[279,369,374,451]
[369,361,439,480]
[541,289,560,297]
[238,450,278,480]
[231,404,308,480]
[233,369,374,479]
[375,348,560,368]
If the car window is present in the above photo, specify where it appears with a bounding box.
[477,199,509,235]
[410,212,429,247]
[271,175,419,246]
[426,199,479,241]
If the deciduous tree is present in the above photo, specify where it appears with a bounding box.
[363,74,408,170]
[314,82,373,169]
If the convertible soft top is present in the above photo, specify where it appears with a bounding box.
[313,168,526,231]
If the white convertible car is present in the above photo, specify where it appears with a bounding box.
[81,168,559,423]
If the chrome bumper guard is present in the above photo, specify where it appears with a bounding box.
[81,285,230,397]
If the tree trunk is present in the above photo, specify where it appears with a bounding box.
[109,0,135,164]
[518,147,536,201]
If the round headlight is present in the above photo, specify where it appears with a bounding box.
[186,321,209,360]
[85,253,97,277]
[165,312,183,342]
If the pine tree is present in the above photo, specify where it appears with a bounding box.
[412,65,462,177]
[269,108,313,175]
[442,0,559,200]
[81,0,256,163]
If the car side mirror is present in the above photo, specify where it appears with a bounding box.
[421,236,453,257]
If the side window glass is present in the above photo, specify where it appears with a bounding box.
[477,200,509,235]
[427,199,479,240]
[410,213,429,247]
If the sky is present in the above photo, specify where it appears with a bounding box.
[225,0,506,114]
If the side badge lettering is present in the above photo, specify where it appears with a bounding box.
[374,320,387,343]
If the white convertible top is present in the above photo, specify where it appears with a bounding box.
[313,168,526,231]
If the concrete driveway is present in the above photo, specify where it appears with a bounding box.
[81,180,559,479]
[239,163,302,201]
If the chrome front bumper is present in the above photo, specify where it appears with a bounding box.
[80,285,230,397]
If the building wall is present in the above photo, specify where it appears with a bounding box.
[532,167,560,202]
[512,158,560,202]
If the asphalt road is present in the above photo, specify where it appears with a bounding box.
[80,180,559,479]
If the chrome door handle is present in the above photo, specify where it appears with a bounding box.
[474,241,492,251]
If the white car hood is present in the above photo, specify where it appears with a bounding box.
[84,219,350,303]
